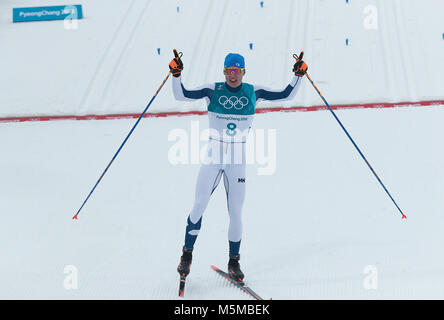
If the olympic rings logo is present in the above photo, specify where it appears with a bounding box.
[218,95,249,110]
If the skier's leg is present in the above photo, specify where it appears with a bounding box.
[223,163,246,256]
[178,164,223,277]
[223,163,246,281]
[184,164,223,250]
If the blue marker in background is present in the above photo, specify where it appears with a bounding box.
[346,38,349,46]
[249,43,253,50]
[260,1,264,8]
[157,48,161,55]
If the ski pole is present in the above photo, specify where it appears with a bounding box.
[72,60,176,220]
[294,52,407,220]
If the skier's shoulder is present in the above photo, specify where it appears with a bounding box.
[242,82,254,89]
[242,82,255,95]
[213,82,226,91]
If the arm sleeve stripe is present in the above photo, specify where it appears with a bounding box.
[172,76,214,102]
[255,76,301,102]
[181,83,214,100]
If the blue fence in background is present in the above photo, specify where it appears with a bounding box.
[13,4,83,23]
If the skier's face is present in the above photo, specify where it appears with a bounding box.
[224,67,245,88]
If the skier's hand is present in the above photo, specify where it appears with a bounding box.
[293,51,308,77]
[169,49,183,78]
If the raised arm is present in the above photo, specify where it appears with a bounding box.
[172,76,214,102]
[254,76,302,102]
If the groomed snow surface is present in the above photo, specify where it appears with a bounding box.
[1,0,443,300]
[1,0,444,117]
[1,105,443,299]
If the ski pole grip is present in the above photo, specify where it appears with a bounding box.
[293,51,304,61]
[173,49,183,59]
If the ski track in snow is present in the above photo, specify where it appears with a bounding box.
[1,0,443,117]
[0,0,444,299]
[1,106,444,299]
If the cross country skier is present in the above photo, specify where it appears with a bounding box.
[170,49,308,282]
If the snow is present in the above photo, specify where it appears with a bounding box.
[0,0,444,300]
[1,105,444,299]
[1,0,444,117]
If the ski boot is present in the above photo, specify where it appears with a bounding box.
[228,254,244,282]
[177,246,193,278]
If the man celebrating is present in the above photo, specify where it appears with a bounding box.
[170,49,307,282]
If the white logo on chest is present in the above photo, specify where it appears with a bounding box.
[218,96,249,110]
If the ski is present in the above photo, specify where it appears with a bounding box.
[211,265,263,300]
[178,276,186,298]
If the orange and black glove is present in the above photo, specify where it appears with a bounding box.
[169,49,183,78]
[293,51,308,77]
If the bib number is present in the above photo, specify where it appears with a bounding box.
[226,122,237,136]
